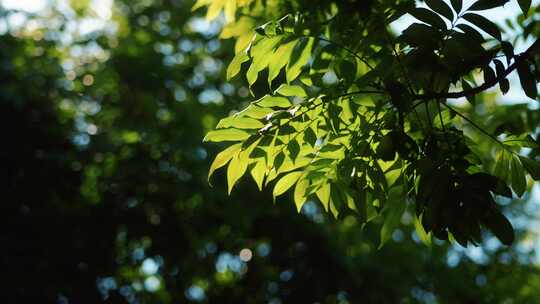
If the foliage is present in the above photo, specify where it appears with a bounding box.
[3,1,540,303]
[200,0,540,247]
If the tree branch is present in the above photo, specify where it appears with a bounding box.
[414,38,540,100]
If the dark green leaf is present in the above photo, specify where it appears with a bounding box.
[377,133,396,161]
[287,139,300,161]
[468,0,509,11]
[500,78,510,94]
[401,23,442,48]
[501,41,514,65]
[483,209,515,246]
[409,7,447,30]
[450,0,463,13]
[519,156,540,180]
[461,79,476,104]
[462,13,502,40]
[516,59,538,100]
[455,24,484,42]
[425,0,454,21]
[517,0,532,16]
[483,65,496,84]
[510,156,527,197]
[494,59,505,77]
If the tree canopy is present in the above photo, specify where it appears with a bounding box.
[199,0,540,247]
[3,0,540,303]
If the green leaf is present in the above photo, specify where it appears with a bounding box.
[273,171,303,199]
[379,186,406,248]
[286,37,314,83]
[519,156,540,180]
[250,159,266,190]
[287,139,300,161]
[274,84,307,97]
[493,59,509,94]
[227,149,249,194]
[204,128,251,142]
[255,95,292,108]
[268,39,297,85]
[517,0,532,16]
[208,143,242,182]
[414,214,432,246]
[425,0,454,21]
[468,0,509,11]
[483,209,514,246]
[227,51,249,80]
[409,7,447,30]
[450,0,463,12]
[247,36,282,86]
[401,23,443,48]
[493,149,510,182]
[205,0,226,21]
[510,155,527,197]
[500,78,510,94]
[462,13,502,40]
[483,65,496,84]
[316,183,331,212]
[237,105,274,119]
[455,23,484,42]
[216,116,265,129]
[294,176,309,212]
[516,59,538,100]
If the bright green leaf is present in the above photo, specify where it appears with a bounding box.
[273,171,303,198]
[274,84,307,97]
[227,149,249,194]
[294,177,309,212]
[208,143,242,182]
[227,51,249,80]
[286,37,314,83]
[204,128,251,142]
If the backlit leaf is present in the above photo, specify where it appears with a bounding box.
[286,37,314,83]
[227,149,249,194]
[208,143,242,182]
[204,128,251,142]
[273,171,303,198]
[510,155,526,197]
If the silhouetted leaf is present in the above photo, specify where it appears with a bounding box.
[409,7,447,30]
[450,0,463,12]
[468,0,509,11]
[462,13,502,40]
[483,209,515,246]
[517,0,532,16]
[425,0,454,21]
[516,59,538,100]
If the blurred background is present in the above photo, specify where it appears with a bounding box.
[2,0,540,303]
